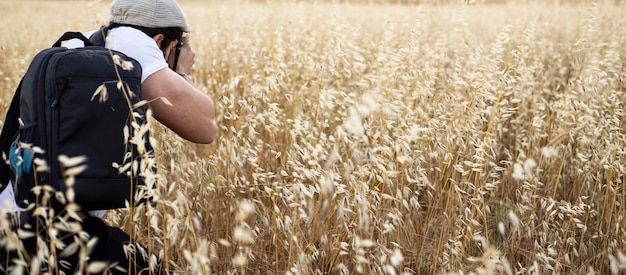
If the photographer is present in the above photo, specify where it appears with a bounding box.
[0,0,217,273]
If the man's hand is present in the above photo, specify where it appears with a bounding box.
[167,36,195,75]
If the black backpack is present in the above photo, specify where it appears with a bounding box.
[0,30,153,211]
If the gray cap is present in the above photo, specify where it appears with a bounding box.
[110,0,191,32]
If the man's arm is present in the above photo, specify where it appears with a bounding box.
[141,68,217,144]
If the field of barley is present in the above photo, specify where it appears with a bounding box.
[1,0,625,274]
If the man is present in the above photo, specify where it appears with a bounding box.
[0,0,217,273]
[104,0,217,144]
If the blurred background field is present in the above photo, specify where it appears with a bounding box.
[1,0,625,274]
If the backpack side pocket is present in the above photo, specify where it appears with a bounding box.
[10,123,42,208]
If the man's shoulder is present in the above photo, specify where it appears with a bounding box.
[107,26,168,83]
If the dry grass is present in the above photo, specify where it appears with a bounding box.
[1,0,626,274]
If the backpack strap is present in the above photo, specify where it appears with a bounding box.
[88,27,109,47]
[52,32,95,47]
[0,79,23,191]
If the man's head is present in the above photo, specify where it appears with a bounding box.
[109,0,191,68]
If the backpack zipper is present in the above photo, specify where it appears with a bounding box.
[47,52,65,196]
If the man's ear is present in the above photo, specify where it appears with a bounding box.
[153,34,165,48]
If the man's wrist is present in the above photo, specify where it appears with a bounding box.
[178,72,193,82]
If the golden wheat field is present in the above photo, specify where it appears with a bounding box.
[1,0,626,274]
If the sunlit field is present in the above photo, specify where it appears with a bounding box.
[1,0,625,274]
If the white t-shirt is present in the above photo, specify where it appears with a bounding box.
[0,181,21,212]
[1,26,168,216]
[64,26,169,83]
